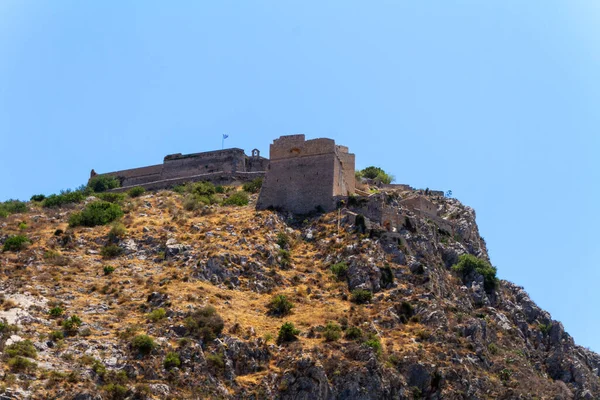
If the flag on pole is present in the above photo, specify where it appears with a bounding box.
[222,134,229,149]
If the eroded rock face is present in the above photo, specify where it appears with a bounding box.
[277,356,332,400]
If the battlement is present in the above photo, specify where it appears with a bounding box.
[270,135,337,160]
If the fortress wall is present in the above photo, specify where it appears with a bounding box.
[247,156,269,172]
[257,153,336,213]
[270,136,336,160]
[161,149,247,179]
[100,164,164,187]
[109,171,266,193]
[336,149,356,195]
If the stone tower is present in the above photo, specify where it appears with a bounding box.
[257,134,355,214]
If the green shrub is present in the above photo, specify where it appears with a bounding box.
[108,222,127,242]
[88,175,120,193]
[0,200,28,215]
[163,352,181,370]
[344,326,363,341]
[62,315,82,336]
[49,306,64,318]
[7,356,36,372]
[50,330,64,341]
[43,191,85,208]
[357,166,394,184]
[323,322,342,342]
[183,194,213,211]
[128,186,146,198]
[103,265,116,275]
[191,181,216,196]
[539,323,552,336]
[215,185,225,194]
[0,321,18,335]
[451,254,498,292]
[30,194,46,202]
[277,322,300,344]
[396,301,414,323]
[3,235,29,252]
[350,289,373,304]
[4,340,37,358]
[184,306,224,342]
[276,232,290,249]
[223,191,249,206]
[268,295,294,316]
[101,245,123,259]
[96,192,125,204]
[380,264,394,286]
[147,308,166,322]
[243,178,263,193]
[330,262,349,281]
[131,334,155,355]
[102,383,128,400]
[206,353,225,371]
[278,249,291,268]
[68,201,123,227]
[488,343,499,355]
[364,337,383,356]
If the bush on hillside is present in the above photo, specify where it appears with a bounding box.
[108,222,127,242]
[242,178,263,194]
[101,244,123,259]
[451,254,498,293]
[131,334,155,355]
[68,201,123,227]
[223,191,249,206]
[191,181,216,196]
[163,352,181,370]
[350,289,373,304]
[268,295,294,316]
[323,322,342,342]
[88,175,120,193]
[277,322,299,344]
[0,200,28,217]
[3,235,30,252]
[30,194,46,202]
[330,262,349,281]
[96,192,125,204]
[184,306,224,343]
[356,166,394,184]
[128,186,146,198]
[43,191,85,208]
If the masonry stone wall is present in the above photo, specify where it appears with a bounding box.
[93,148,268,190]
[257,135,355,214]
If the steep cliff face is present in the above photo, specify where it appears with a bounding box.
[0,188,597,399]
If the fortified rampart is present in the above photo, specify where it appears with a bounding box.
[92,148,268,191]
[257,135,355,214]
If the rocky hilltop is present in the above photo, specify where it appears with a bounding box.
[0,184,598,399]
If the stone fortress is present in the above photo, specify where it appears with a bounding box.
[94,134,445,228]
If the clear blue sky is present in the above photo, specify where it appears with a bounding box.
[1,1,599,350]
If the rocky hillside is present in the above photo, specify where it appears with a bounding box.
[0,186,598,399]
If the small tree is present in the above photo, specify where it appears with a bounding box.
[88,175,120,193]
[131,334,155,355]
[184,306,224,342]
[357,166,394,184]
[451,254,498,293]
[277,322,300,344]
[268,295,294,316]
[163,352,181,370]
[350,289,373,304]
[323,322,342,342]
